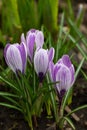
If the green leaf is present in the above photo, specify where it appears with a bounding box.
[55,13,64,61]
[76,4,84,27]
[46,74,58,122]
[0,102,22,112]
[75,57,85,79]
[63,116,75,130]
[47,81,60,86]
[68,19,87,48]
[66,104,87,117]
[63,31,87,61]
[61,87,73,114]
[66,0,74,21]
[17,0,38,32]
[0,92,22,109]
[0,30,5,46]
[25,102,33,129]
[16,74,32,106]
[32,94,44,116]
[2,96,21,108]
[38,0,58,32]
[2,0,21,41]
[0,92,19,98]
[0,76,21,92]
[81,69,87,80]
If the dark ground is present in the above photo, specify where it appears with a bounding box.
[0,0,87,130]
[0,80,87,130]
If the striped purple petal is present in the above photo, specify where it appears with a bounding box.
[4,42,27,74]
[35,31,44,48]
[34,48,49,82]
[17,42,27,73]
[26,33,35,61]
[5,45,22,73]
[48,47,55,62]
[56,65,72,94]
[4,43,10,64]
[62,55,72,68]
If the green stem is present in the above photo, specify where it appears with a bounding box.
[46,74,58,122]
[33,69,36,94]
[58,104,65,129]
[26,102,33,130]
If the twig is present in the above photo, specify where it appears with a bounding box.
[65,106,80,122]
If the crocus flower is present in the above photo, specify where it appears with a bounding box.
[49,55,75,99]
[26,29,44,61]
[4,42,27,74]
[34,47,54,82]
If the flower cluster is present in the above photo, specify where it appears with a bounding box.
[4,29,44,73]
[4,29,75,99]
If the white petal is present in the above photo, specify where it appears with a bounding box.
[35,31,44,48]
[34,49,48,75]
[21,33,26,43]
[6,45,22,73]
[56,65,72,93]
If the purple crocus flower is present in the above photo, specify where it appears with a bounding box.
[34,47,54,82]
[4,42,27,74]
[49,55,75,99]
[26,29,44,61]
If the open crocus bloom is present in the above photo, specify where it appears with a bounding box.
[49,55,75,98]
[26,29,44,61]
[34,47,54,82]
[4,42,27,74]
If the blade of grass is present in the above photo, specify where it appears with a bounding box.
[76,4,84,27]
[47,81,60,85]
[68,19,87,48]
[46,74,58,122]
[56,13,64,61]
[66,0,74,21]
[81,69,87,80]
[0,92,19,98]
[63,116,75,130]
[75,57,85,79]
[66,104,87,117]
[0,76,21,92]
[38,0,58,32]
[63,31,87,61]
[61,87,73,115]
[0,102,22,112]
[2,96,21,108]
[17,0,38,32]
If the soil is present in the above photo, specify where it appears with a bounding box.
[0,0,87,130]
[0,81,87,130]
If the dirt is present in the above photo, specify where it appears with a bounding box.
[0,82,87,130]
